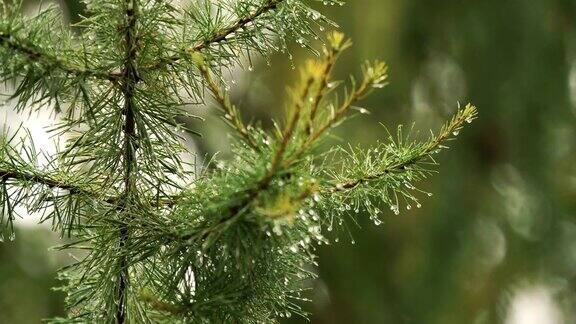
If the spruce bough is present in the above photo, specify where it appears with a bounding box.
[0,0,477,322]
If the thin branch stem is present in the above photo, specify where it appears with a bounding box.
[116,0,140,322]
[197,64,258,150]
[283,77,371,168]
[268,77,314,174]
[330,104,478,192]
[0,31,119,82]
[146,0,285,72]
[0,169,85,194]
[0,168,179,208]
[310,80,370,144]
[306,50,339,135]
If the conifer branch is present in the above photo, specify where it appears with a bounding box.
[175,35,383,248]
[175,88,476,256]
[195,55,258,150]
[190,0,284,52]
[281,34,384,166]
[147,0,285,71]
[271,76,315,172]
[0,169,83,194]
[307,60,388,146]
[0,31,118,82]
[0,167,180,209]
[330,104,478,193]
[176,76,317,246]
[306,34,349,135]
[116,0,140,322]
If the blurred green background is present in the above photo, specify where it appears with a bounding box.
[3,0,576,323]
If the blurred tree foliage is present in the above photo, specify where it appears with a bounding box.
[2,0,576,323]
[0,228,65,322]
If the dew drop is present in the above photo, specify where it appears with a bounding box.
[313,193,321,202]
